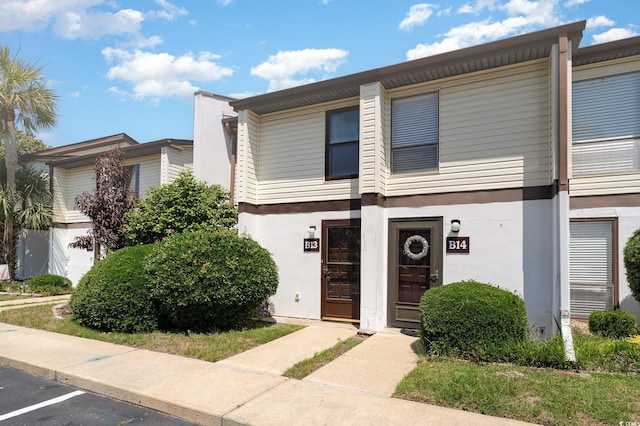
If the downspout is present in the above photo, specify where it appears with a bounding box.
[557,33,576,362]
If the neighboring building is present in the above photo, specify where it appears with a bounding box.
[193,21,639,336]
[20,133,193,284]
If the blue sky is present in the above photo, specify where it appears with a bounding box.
[0,0,638,148]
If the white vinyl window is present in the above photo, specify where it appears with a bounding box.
[569,220,616,318]
[391,92,439,173]
[572,71,640,176]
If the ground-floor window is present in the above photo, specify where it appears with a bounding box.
[569,219,617,318]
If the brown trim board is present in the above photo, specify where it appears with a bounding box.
[570,193,640,209]
[239,186,554,214]
[52,222,93,229]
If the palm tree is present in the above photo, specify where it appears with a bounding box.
[0,162,52,278]
[0,46,57,277]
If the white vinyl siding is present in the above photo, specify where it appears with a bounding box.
[61,166,94,223]
[569,220,615,317]
[385,60,551,196]
[255,99,359,204]
[360,82,387,195]
[165,146,193,183]
[391,92,438,173]
[236,110,259,204]
[126,155,161,198]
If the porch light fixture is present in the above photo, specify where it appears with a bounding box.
[450,219,461,233]
[308,226,316,237]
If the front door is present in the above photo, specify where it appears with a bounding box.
[388,219,442,328]
[321,220,361,321]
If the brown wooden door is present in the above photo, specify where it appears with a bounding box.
[388,219,442,328]
[321,220,360,321]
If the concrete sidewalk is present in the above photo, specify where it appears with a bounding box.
[0,309,531,425]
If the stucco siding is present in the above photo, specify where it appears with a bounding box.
[256,98,359,204]
[385,60,552,196]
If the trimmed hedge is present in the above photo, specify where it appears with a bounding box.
[588,310,638,339]
[26,274,72,295]
[144,229,278,332]
[70,245,157,333]
[420,280,528,357]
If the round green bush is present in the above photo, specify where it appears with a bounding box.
[419,280,528,357]
[624,228,640,305]
[70,245,157,333]
[144,229,278,332]
[27,273,72,295]
[588,310,638,339]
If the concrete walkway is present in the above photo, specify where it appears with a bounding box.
[0,304,532,425]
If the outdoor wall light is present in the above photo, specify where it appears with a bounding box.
[451,219,461,233]
[308,225,316,236]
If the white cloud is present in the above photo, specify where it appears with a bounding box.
[592,27,639,44]
[407,0,559,60]
[218,0,234,5]
[0,0,101,32]
[565,0,589,6]
[399,4,436,31]
[251,48,348,91]
[149,0,188,21]
[103,48,234,101]
[53,8,143,39]
[458,4,475,14]
[586,16,614,29]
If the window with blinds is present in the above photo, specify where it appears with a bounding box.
[572,71,640,176]
[391,92,439,174]
[569,220,616,318]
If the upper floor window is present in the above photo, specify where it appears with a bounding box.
[391,92,439,174]
[572,71,640,176]
[326,106,359,179]
[125,164,140,196]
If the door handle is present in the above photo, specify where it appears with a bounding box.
[323,266,331,281]
[430,270,439,283]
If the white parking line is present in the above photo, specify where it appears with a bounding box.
[0,390,85,422]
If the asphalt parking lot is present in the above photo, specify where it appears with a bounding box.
[0,365,196,425]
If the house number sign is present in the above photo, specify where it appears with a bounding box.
[446,236,470,254]
[303,238,320,252]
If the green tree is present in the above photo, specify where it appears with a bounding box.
[0,129,50,157]
[0,46,57,275]
[0,161,52,278]
[122,171,237,245]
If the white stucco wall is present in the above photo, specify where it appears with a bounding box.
[50,227,95,285]
[193,92,236,189]
[239,197,555,335]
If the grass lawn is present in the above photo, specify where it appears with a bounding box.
[0,304,303,362]
[395,358,640,426]
[283,335,367,379]
[0,294,28,302]
[394,330,640,426]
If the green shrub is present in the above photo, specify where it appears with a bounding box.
[70,245,157,333]
[624,228,640,305]
[419,280,528,358]
[26,273,72,295]
[121,171,237,245]
[588,310,638,339]
[144,229,278,332]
